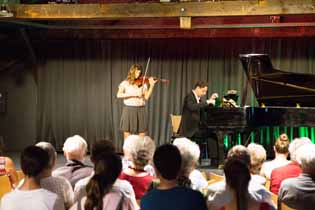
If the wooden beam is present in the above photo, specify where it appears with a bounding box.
[30,27,315,39]
[10,0,315,20]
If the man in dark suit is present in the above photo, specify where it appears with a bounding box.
[178,81,224,166]
[178,81,218,138]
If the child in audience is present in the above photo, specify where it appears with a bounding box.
[1,145,64,210]
[220,158,274,210]
[69,153,135,210]
[141,144,207,210]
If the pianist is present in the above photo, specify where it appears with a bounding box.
[178,81,218,138]
[178,81,223,165]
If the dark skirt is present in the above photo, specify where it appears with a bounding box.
[120,106,147,133]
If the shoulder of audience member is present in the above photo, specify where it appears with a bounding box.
[207,180,226,192]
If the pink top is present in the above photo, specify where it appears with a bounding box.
[119,172,153,199]
[70,190,135,210]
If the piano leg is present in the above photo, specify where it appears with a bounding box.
[214,131,226,166]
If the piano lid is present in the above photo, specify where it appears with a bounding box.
[240,54,315,107]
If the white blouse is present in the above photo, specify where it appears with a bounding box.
[119,80,147,106]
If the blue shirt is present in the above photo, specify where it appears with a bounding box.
[141,186,207,210]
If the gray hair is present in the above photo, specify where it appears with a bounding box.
[289,137,312,161]
[125,135,155,167]
[63,135,88,161]
[36,141,57,168]
[247,143,266,174]
[173,138,200,175]
[227,145,251,167]
[296,143,315,174]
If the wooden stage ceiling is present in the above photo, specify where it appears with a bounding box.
[1,0,315,39]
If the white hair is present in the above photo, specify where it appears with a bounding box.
[123,135,139,160]
[36,141,57,168]
[247,143,266,174]
[173,137,200,175]
[124,135,155,167]
[295,143,315,174]
[289,137,312,161]
[63,135,87,161]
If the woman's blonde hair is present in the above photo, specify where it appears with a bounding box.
[127,64,142,84]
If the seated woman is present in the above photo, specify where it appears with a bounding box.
[247,143,267,185]
[120,135,155,200]
[0,144,18,188]
[69,153,135,210]
[260,133,290,180]
[173,138,207,191]
[218,158,275,210]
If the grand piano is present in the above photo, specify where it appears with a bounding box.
[202,54,315,162]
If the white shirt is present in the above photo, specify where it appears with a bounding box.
[207,179,274,209]
[41,176,74,209]
[119,81,147,106]
[0,188,64,210]
[260,159,290,180]
[192,90,215,105]
[189,169,208,191]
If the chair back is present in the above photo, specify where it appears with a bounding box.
[0,175,12,198]
[208,172,224,185]
[270,192,278,207]
[281,202,296,210]
[16,170,25,182]
[170,114,181,135]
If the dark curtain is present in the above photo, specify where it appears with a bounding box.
[36,38,315,153]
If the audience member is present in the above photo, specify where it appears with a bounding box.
[53,135,93,188]
[207,145,274,209]
[69,153,135,210]
[36,142,74,209]
[247,143,267,185]
[173,137,207,191]
[0,144,18,188]
[141,144,207,210]
[260,133,290,180]
[122,135,154,176]
[270,137,312,194]
[218,158,274,210]
[0,145,64,210]
[119,135,155,200]
[278,143,315,209]
[73,139,138,209]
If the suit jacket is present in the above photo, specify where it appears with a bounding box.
[178,91,210,138]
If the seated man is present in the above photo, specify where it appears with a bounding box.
[270,137,312,194]
[178,81,221,163]
[53,135,93,188]
[36,142,74,209]
[1,145,64,210]
[141,144,207,210]
[278,143,315,209]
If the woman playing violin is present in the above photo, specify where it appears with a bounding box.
[117,64,157,139]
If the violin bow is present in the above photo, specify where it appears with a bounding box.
[142,57,151,88]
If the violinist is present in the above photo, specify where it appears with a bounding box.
[117,64,157,139]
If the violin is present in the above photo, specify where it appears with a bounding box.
[134,76,169,87]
